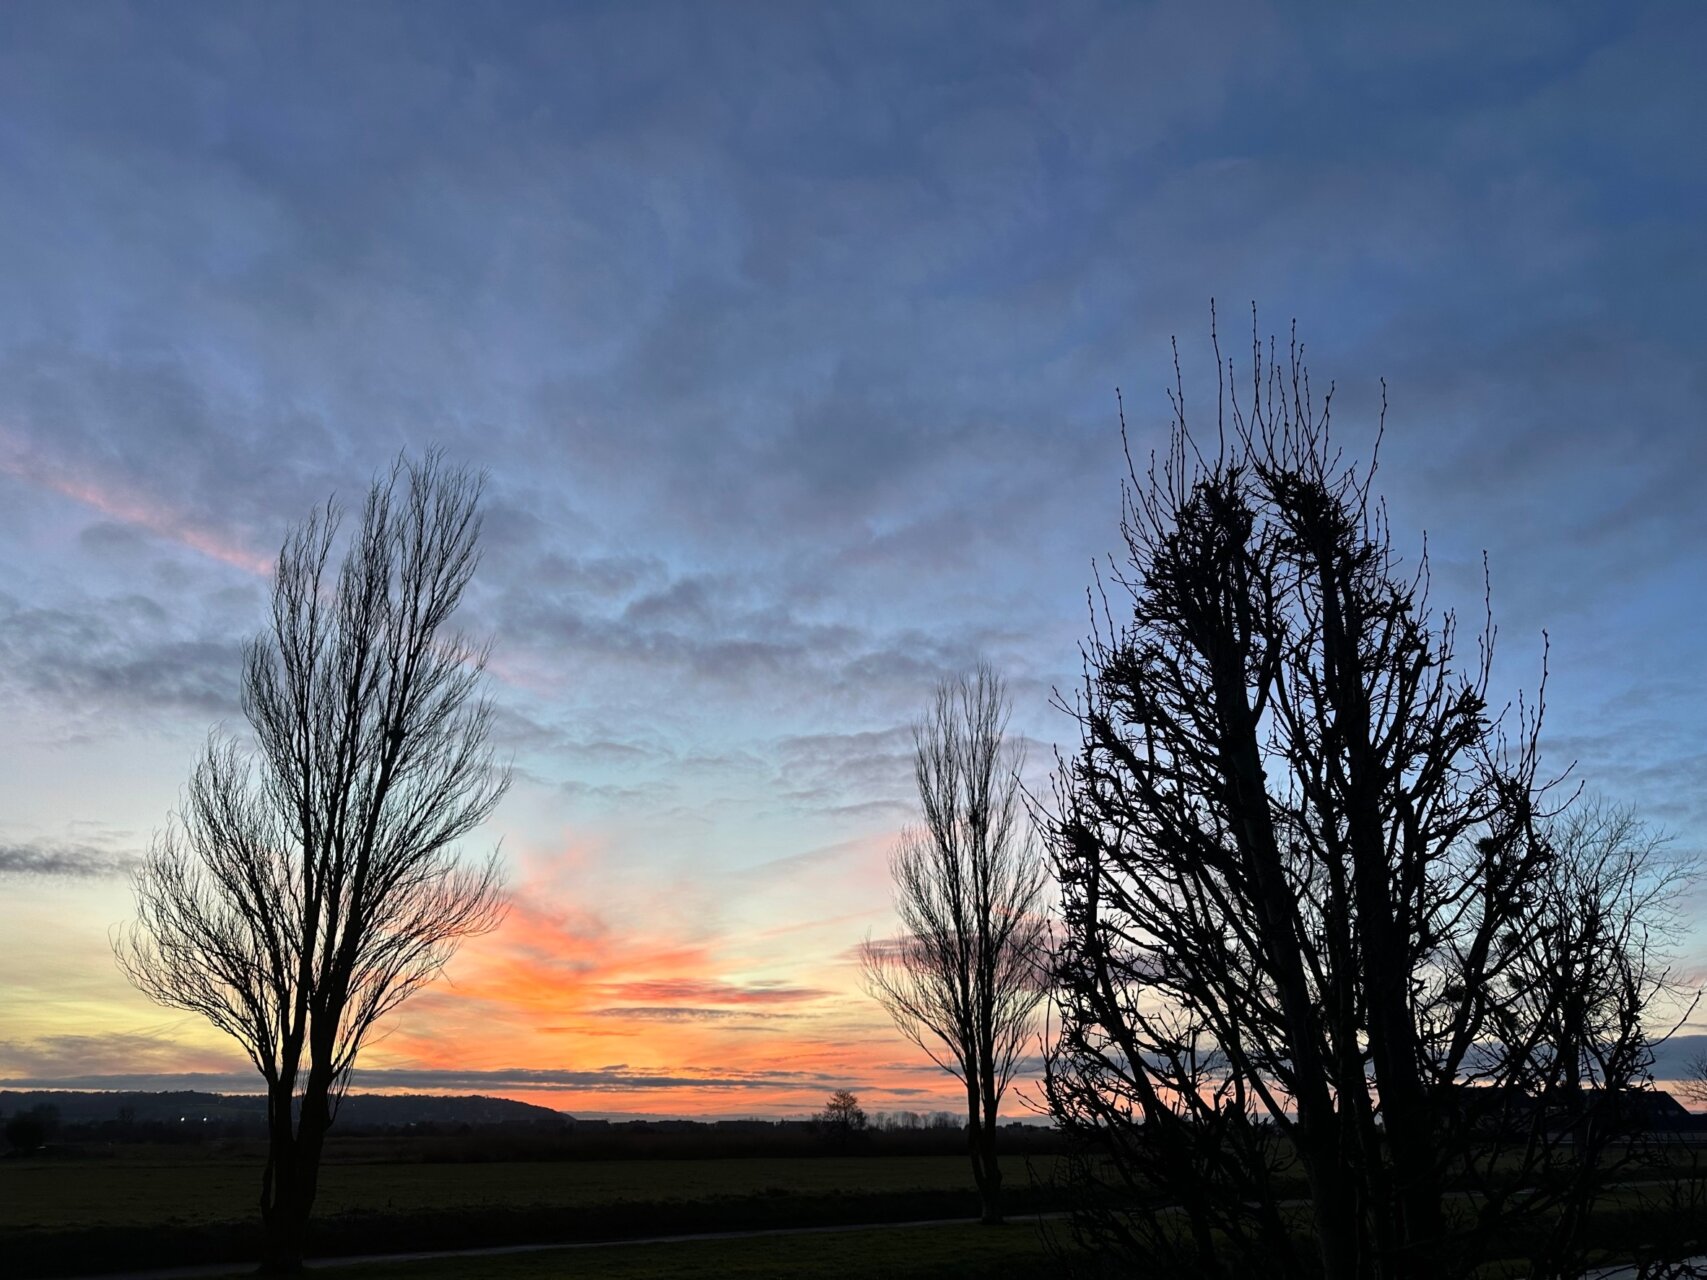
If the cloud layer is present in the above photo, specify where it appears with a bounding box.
[0,2,1702,1113]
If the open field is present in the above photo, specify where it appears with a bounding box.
[2,1149,1066,1231]
[310,1221,1070,1280]
[5,1141,1701,1278]
[0,1147,1076,1277]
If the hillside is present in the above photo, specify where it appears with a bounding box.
[0,1090,566,1132]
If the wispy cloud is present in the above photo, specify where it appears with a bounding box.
[0,430,272,576]
[0,590,242,726]
[0,1065,853,1095]
[0,840,137,879]
[595,979,829,1006]
[589,1007,788,1023]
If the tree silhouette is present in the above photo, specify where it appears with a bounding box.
[3,1105,56,1152]
[817,1089,868,1146]
[862,666,1048,1224]
[1045,318,1693,1280]
[116,453,509,1274]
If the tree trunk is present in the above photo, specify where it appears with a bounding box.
[979,1069,1005,1226]
[1300,1117,1362,1280]
[1211,669,1360,1278]
[1325,570,1445,1278]
[258,1080,304,1275]
[257,1073,336,1274]
[259,1196,304,1274]
[976,1121,1003,1225]
[965,1083,1003,1224]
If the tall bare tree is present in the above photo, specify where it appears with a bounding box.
[1045,319,1695,1280]
[862,667,1049,1225]
[116,454,509,1274]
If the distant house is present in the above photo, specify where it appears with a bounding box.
[1446,1084,1706,1137]
[1602,1089,1701,1132]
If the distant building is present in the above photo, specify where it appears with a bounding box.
[1448,1084,1706,1136]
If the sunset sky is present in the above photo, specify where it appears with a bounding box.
[1,2,1703,1117]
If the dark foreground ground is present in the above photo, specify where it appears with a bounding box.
[0,1138,1080,1278]
[4,1128,1703,1278]
[292,1220,1067,1280]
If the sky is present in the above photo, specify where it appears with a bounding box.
[0,1,1703,1118]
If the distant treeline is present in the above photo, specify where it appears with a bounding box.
[0,1091,1068,1160]
[0,1090,561,1143]
[491,1115,1065,1163]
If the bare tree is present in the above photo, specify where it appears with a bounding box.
[116,454,509,1274]
[817,1088,869,1145]
[862,666,1049,1225]
[1045,319,1696,1280]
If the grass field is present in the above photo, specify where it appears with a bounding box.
[5,1144,1700,1278]
[1,1151,1066,1232]
[0,1148,1077,1277]
[311,1220,1070,1280]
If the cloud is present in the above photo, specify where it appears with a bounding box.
[0,1031,245,1081]
[771,726,915,811]
[589,1007,787,1023]
[0,1065,853,1096]
[595,979,829,1006]
[0,1,1702,1115]
[0,590,242,725]
[0,840,137,879]
[1649,1033,1707,1084]
[0,430,273,576]
[0,352,333,566]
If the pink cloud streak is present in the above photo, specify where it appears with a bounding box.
[0,431,272,575]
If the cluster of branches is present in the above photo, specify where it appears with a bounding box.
[116,454,508,1274]
[1044,321,1695,1280]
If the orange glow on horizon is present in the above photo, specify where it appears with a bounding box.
[338,833,1011,1118]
